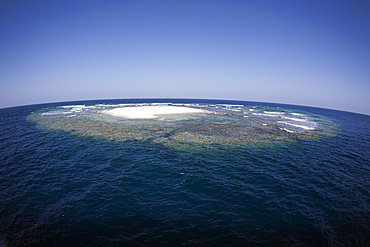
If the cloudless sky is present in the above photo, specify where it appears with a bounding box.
[1,0,369,115]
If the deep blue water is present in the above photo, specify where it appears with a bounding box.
[1,99,370,246]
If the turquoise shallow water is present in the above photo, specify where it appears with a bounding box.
[0,99,369,246]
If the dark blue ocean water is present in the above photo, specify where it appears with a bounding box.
[1,99,369,246]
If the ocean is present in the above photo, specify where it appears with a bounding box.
[0,99,369,246]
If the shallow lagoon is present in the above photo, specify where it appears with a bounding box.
[27,102,338,149]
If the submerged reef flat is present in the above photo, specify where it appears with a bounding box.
[27,103,338,149]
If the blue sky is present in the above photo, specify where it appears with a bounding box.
[1,0,369,115]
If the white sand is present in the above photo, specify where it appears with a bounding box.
[105,106,206,119]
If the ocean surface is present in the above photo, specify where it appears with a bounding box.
[0,99,369,246]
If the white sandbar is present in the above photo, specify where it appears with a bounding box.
[105,106,206,119]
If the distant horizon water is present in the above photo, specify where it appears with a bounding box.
[1,98,369,117]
